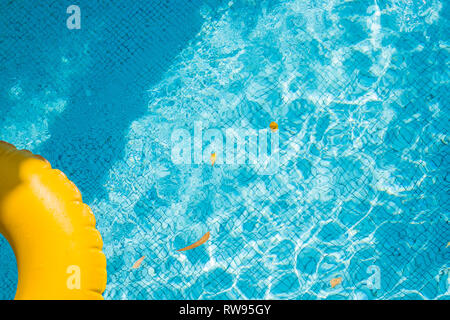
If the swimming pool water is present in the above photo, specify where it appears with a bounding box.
[0,0,449,300]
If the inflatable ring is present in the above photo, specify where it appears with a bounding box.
[0,141,106,300]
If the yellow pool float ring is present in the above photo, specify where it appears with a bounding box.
[0,141,107,300]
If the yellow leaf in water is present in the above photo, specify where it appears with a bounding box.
[211,153,216,166]
[447,242,450,248]
[269,121,278,132]
[177,232,210,252]
[132,256,146,269]
[330,277,343,288]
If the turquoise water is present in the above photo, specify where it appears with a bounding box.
[0,0,449,300]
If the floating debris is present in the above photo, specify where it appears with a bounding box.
[132,256,146,269]
[211,153,216,166]
[177,232,210,252]
[447,242,449,248]
[330,277,343,288]
[269,121,278,132]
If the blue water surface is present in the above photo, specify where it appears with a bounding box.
[0,0,449,300]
